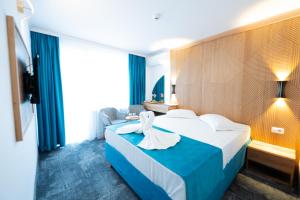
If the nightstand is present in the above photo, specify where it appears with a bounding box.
[143,102,177,114]
[247,140,296,186]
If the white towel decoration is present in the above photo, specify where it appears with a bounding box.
[115,123,142,134]
[116,111,180,150]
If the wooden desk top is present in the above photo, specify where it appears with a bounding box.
[143,102,177,114]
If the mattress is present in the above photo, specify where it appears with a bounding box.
[105,115,250,200]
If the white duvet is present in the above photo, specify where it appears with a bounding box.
[105,115,250,200]
[153,116,251,168]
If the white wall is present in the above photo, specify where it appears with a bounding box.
[146,51,171,103]
[0,1,38,200]
[59,36,129,143]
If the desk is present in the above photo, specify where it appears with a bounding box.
[143,102,177,114]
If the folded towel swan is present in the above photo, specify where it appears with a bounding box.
[116,111,181,150]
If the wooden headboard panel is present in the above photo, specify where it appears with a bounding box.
[171,16,300,155]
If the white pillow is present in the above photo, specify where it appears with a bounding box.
[199,114,238,131]
[166,109,197,119]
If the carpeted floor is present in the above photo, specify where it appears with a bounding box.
[36,140,299,200]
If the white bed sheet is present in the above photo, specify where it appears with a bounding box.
[105,115,250,200]
[153,116,251,168]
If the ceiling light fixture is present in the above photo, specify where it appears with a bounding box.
[153,13,161,21]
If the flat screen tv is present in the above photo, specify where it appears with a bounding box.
[24,54,40,104]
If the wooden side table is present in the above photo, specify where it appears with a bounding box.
[247,140,296,186]
[143,102,177,114]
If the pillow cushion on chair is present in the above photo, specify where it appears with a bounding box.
[100,112,112,126]
[117,108,128,120]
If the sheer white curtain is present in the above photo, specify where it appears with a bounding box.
[60,37,129,144]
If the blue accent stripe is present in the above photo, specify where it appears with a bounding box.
[105,141,248,200]
[106,122,223,200]
[106,144,171,200]
[208,142,248,200]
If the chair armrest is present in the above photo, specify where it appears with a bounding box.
[99,111,112,126]
[117,108,128,120]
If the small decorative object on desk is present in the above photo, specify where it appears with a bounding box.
[159,93,164,103]
[152,93,156,101]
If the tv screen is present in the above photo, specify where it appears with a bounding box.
[30,54,40,104]
[23,54,40,104]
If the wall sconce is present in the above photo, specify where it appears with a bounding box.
[170,84,178,105]
[276,81,287,98]
[171,84,176,94]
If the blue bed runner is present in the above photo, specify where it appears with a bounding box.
[107,122,224,200]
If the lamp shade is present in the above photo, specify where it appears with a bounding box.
[276,81,287,98]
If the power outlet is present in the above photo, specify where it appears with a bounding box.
[271,127,284,134]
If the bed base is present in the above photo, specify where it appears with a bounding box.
[105,143,247,200]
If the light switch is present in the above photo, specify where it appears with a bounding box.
[271,127,284,134]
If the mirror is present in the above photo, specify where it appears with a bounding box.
[152,76,165,102]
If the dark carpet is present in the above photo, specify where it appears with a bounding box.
[36,140,299,200]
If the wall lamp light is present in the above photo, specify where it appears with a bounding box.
[171,84,176,94]
[276,81,287,98]
[170,84,178,105]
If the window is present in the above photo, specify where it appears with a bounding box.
[60,37,129,143]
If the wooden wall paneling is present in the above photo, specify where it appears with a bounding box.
[242,20,299,149]
[288,38,300,165]
[172,33,245,120]
[189,45,203,113]
[171,16,300,155]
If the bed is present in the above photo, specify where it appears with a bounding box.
[105,115,250,200]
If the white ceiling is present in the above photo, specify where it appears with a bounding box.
[30,0,300,56]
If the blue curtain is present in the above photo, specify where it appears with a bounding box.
[152,76,165,101]
[129,54,146,105]
[30,31,65,151]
